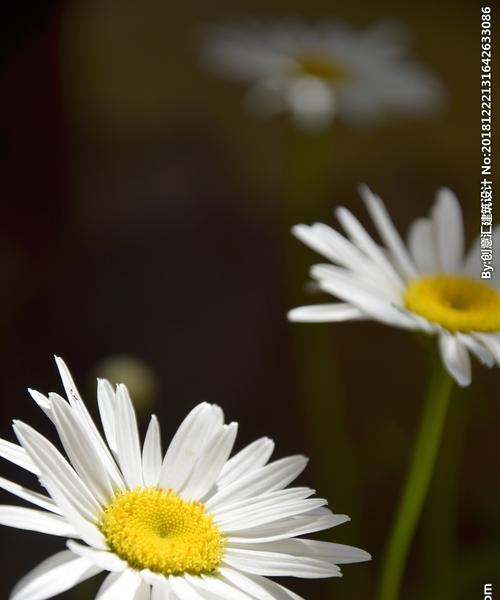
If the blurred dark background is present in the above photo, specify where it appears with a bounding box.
[1,1,499,598]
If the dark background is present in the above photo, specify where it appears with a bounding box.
[1,1,499,598]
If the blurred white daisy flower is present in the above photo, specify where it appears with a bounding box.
[288,186,500,386]
[0,357,370,600]
[202,19,443,130]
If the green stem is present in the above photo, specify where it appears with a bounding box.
[377,355,454,600]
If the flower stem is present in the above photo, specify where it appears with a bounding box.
[377,354,454,600]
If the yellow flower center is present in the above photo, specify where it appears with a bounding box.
[99,488,224,577]
[293,53,351,82]
[405,275,500,332]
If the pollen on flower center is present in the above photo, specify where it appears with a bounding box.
[99,488,224,577]
[293,53,351,82]
[405,275,500,332]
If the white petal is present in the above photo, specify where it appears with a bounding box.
[431,188,464,273]
[49,393,116,504]
[227,511,349,544]
[217,437,274,489]
[205,456,308,512]
[151,582,172,600]
[0,505,77,537]
[192,573,253,600]
[237,538,371,564]
[97,379,118,454]
[287,303,365,323]
[359,184,418,280]
[407,217,438,274]
[168,577,206,600]
[67,540,127,572]
[158,403,221,491]
[219,568,305,600]
[472,333,500,366]
[457,333,495,367]
[438,333,471,387]
[285,76,336,131]
[335,206,405,287]
[222,547,341,578]
[316,271,418,330]
[10,550,100,600]
[27,389,52,419]
[115,384,143,489]
[13,421,107,548]
[96,570,144,600]
[12,421,100,520]
[0,438,40,475]
[142,415,162,487]
[180,423,238,500]
[0,476,61,514]
[54,357,124,490]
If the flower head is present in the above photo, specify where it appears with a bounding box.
[0,357,370,599]
[288,186,500,386]
[202,19,443,130]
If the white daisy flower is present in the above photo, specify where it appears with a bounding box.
[0,357,370,600]
[288,186,500,387]
[202,19,443,130]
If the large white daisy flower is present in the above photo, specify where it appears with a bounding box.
[0,357,370,599]
[288,186,500,387]
[202,19,443,130]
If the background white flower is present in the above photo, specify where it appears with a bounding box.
[0,357,370,600]
[288,186,500,386]
[201,19,444,130]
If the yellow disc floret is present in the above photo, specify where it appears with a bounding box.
[405,275,500,332]
[293,53,351,82]
[99,488,224,577]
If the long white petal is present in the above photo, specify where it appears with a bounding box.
[0,505,77,537]
[10,550,101,600]
[0,438,40,475]
[12,421,100,520]
[219,568,305,600]
[13,421,106,548]
[158,403,221,491]
[181,423,238,500]
[205,455,308,512]
[0,476,61,514]
[115,384,143,489]
[168,576,206,600]
[317,272,418,330]
[27,389,52,420]
[188,573,252,600]
[431,188,464,273]
[438,333,471,387]
[67,540,127,572]
[142,415,162,487]
[54,357,124,490]
[49,393,116,504]
[96,570,144,600]
[472,333,500,366]
[457,333,495,367]
[227,511,349,544]
[360,184,418,280]
[287,303,365,322]
[222,547,341,578]
[217,437,274,489]
[407,217,438,274]
[235,538,371,564]
[97,379,118,454]
[335,206,405,287]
